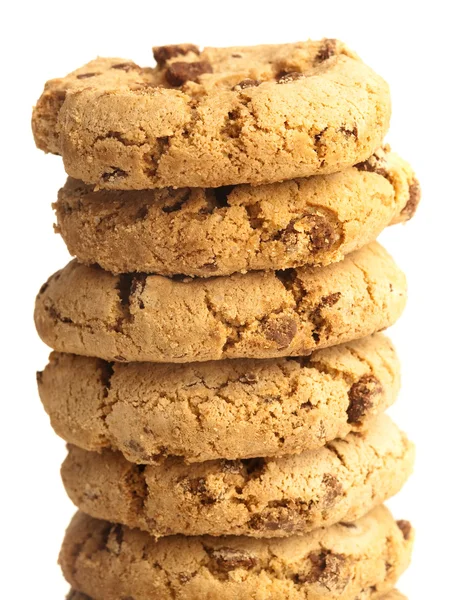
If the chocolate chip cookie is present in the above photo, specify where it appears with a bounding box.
[61,415,414,538]
[54,146,419,276]
[39,334,399,462]
[33,39,391,189]
[66,590,407,600]
[60,505,413,600]
[34,242,406,363]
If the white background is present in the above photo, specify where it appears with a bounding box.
[1,1,464,598]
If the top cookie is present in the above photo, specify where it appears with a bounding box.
[32,39,391,189]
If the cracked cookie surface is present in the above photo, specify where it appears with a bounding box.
[34,242,406,363]
[60,505,413,600]
[61,415,414,538]
[54,147,419,277]
[32,39,390,189]
[39,334,400,462]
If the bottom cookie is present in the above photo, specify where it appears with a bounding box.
[60,505,412,600]
[66,589,407,600]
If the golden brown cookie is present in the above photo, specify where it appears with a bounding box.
[32,39,391,189]
[60,505,413,600]
[34,242,406,363]
[61,415,414,538]
[54,147,419,277]
[66,590,407,600]
[39,334,400,462]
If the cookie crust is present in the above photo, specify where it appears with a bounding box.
[32,39,391,189]
[54,147,419,276]
[60,505,413,600]
[34,242,407,363]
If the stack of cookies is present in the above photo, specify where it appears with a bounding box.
[32,38,420,600]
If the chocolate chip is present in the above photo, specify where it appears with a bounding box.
[354,153,389,178]
[207,547,257,575]
[396,520,412,540]
[400,178,421,220]
[277,71,305,84]
[248,499,306,533]
[36,371,43,385]
[220,108,242,138]
[281,214,338,252]
[185,477,216,505]
[165,60,213,86]
[322,473,343,508]
[111,62,138,71]
[309,218,339,250]
[339,126,358,139]
[294,550,347,591]
[263,316,297,349]
[249,512,298,533]
[322,293,342,308]
[315,39,338,63]
[233,78,260,90]
[309,293,342,343]
[300,401,314,409]
[38,281,49,295]
[153,44,200,66]
[347,375,383,423]
[76,72,98,79]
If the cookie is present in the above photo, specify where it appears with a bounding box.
[66,590,407,600]
[61,415,414,538]
[54,147,419,277]
[39,334,400,462]
[34,242,406,363]
[60,505,413,600]
[32,39,391,190]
